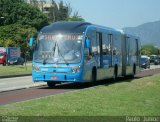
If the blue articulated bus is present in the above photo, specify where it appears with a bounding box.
[30,21,141,88]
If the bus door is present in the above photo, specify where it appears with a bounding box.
[125,36,133,74]
[126,37,130,66]
[108,34,113,67]
[96,32,103,68]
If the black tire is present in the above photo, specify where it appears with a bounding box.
[129,65,136,78]
[125,65,136,79]
[91,67,97,85]
[113,65,118,81]
[47,82,56,88]
[133,65,136,77]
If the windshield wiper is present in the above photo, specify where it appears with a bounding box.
[52,42,56,55]
[43,58,48,65]
[56,43,69,66]
[43,42,57,65]
[43,59,46,65]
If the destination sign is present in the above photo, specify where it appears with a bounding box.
[40,34,83,41]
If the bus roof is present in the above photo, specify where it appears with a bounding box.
[41,21,91,34]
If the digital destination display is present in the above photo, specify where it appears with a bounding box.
[40,34,83,41]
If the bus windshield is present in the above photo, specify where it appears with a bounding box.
[33,34,83,64]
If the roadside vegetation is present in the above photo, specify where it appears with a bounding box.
[141,44,160,55]
[0,0,84,59]
[0,65,31,76]
[0,73,160,116]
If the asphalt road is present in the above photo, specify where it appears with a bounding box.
[0,65,160,105]
[0,64,159,92]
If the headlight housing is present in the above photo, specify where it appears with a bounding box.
[72,66,81,73]
[33,64,40,72]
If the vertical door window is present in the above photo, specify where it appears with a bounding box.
[108,34,113,66]
[97,32,103,68]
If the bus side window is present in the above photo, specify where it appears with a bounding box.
[88,31,98,56]
[92,32,99,55]
[112,34,121,56]
[113,47,117,55]
[102,33,109,55]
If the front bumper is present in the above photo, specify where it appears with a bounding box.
[32,71,83,83]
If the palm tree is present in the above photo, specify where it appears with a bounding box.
[49,0,71,22]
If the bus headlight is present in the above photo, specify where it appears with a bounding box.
[72,66,81,73]
[33,64,40,72]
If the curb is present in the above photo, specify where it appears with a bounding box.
[0,84,47,93]
[0,74,31,79]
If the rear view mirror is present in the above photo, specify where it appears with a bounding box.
[29,36,34,47]
[85,38,91,48]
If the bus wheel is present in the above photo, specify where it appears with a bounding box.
[91,67,97,85]
[128,64,136,79]
[132,64,136,78]
[47,82,56,88]
[113,65,118,81]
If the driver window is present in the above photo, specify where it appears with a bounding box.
[87,30,97,55]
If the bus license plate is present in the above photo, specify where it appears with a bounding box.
[51,76,58,80]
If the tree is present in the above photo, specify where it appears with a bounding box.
[48,0,84,23]
[141,44,159,55]
[49,0,59,22]
[48,0,71,22]
[65,11,85,21]
[0,24,36,57]
[0,0,48,30]
[0,0,85,60]
[0,0,49,60]
[58,1,69,21]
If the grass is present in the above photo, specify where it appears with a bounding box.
[0,74,160,116]
[0,65,32,76]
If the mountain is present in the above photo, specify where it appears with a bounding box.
[123,20,160,47]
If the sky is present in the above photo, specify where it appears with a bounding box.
[53,0,160,29]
